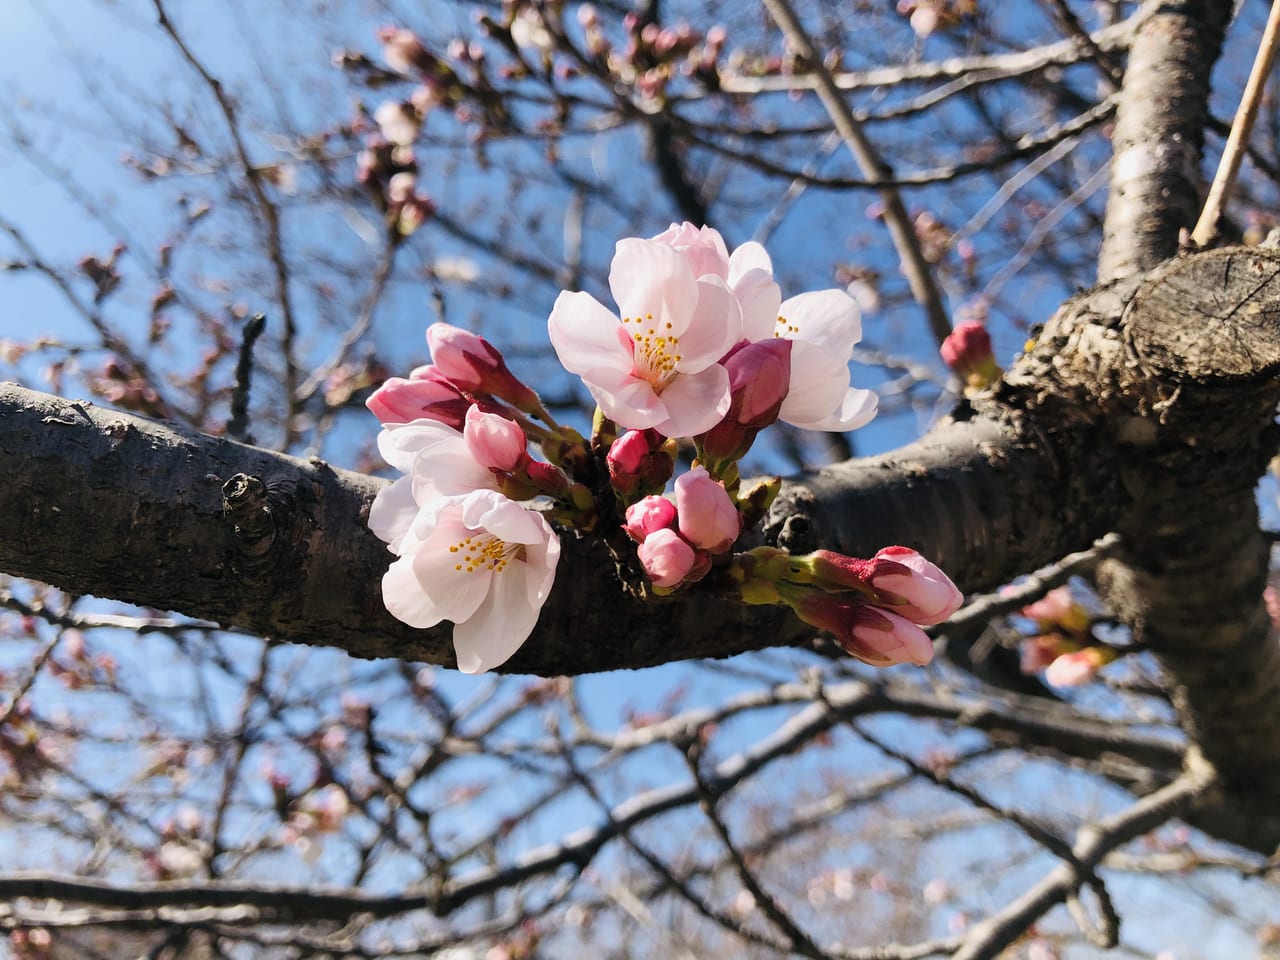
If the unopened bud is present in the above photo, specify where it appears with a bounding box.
[940,320,1001,391]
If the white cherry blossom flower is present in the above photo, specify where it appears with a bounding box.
[769,290,878,432]
[381,489,559,674]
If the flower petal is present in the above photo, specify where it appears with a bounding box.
[452,564,541,673]
[777,340,852,427]
[778,290,862,358]
[652,364,731,437]
[733,268,783,342]
[368,477,418,552]
[377,419,460,472]
[792,386,878,432]
[461,491,543,544]
[608,238,696,335]
[674,276,741,372]
[583,371,666,430]
[548,290,630,376]
[409,444,497,501]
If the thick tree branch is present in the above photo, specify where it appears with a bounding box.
[0,384,1091,676]
[1097,0,1231,282]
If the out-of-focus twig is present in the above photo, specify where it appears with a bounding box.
[760,0,952,346]
[1191,0,1280,246]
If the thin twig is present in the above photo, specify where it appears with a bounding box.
[152,0,301,442]
[1192,0,1280,246]
[227,314,266,443]
[950,762,1217,960]
[760,0,953,346]
[941,533,1122,634]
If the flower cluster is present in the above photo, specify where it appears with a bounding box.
[367,324,570,674]
[1016,586,1115,687]
[368,223,964,672]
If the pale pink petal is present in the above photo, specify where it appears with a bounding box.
[382,538,491,629]
[777,341,852,426]
[652,364,731,437]
[778,290,862,358]
[521,518,560,607]
[377,419,460,472]
[608,239,697,335]
[732,268,783,342]
[461,491,545,543]
[792,386,878,432]
[382,555,444,627]
[452,567,541,673]
[368,477,418,552]
[409,445,496,501]
[583,371,666,429]
[548,290,631,376]
[672,276,740,371]
[727,240,772,280]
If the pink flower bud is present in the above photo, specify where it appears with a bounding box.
[637,528,696,587]
[608,429,674,498]
[1043,648,1105,688]
[940,320,1001,389]
[426,323,540,411]
[608,429,649,476]
[1020,586,1090,634]
[674,466,740,553]
[366,375,470,429]
[463,405,527,471]
[870,546,964,625]
[699,339,792,463]
[726,338,791,424]
[789,592,934,666]
[624,495,677,542]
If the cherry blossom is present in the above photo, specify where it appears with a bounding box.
[381,489,559,673]
[547,237,741,437]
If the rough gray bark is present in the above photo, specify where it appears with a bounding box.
[1096,0,1231,282]
[1087,0,1280,815]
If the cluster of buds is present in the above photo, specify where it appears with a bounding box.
[356,138,436,240]
[367,223,965,673]
[623,467,742,589]
[731,545,963,666]
[1017,586,1114,687]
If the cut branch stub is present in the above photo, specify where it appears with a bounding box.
[1123,245,1280,390]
